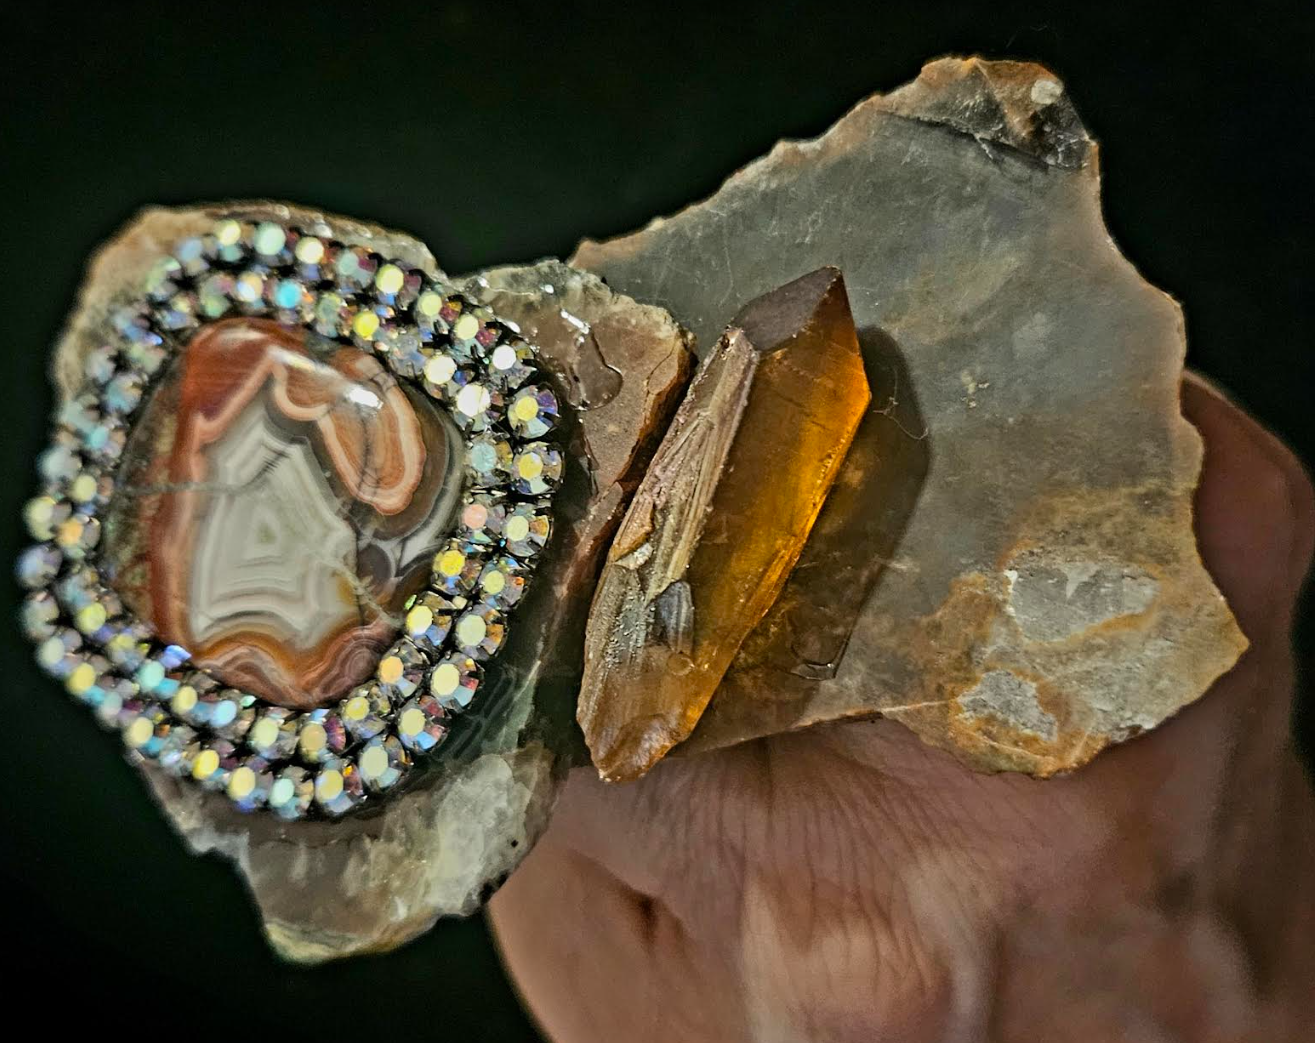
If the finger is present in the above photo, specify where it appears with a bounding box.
[1182,372,1314,644]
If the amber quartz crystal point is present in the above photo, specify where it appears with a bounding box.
[579,267,870,781]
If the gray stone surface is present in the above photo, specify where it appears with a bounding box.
[573,57,1246,775]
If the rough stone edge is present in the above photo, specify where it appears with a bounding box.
[572,56,1247,770]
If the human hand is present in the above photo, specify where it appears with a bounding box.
[490,375,1315,1042]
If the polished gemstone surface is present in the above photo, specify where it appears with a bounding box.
[106,317,463,708]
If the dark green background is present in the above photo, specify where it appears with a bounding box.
[2,3,1310,1038]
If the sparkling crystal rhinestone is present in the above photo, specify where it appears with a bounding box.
[268,766,314,821]
[339,684,392,744]
[507,384,559,438]
[396,694,449,754]
[427,653,481,713]
[313,757,365,816]
[453,604,507,661]
[297,708,349,765]
[503,501,553,558]
[432,540,486,596]
[16,544,62,589]
[20,591,60,641]
[356,735,409,793]
[246,705,300,759]
[477,555,529,609]
[402,591,458,654]
[226,758,274,813]
[511,442,563,496]
[466,432,514,486]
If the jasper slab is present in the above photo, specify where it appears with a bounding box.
[105,316,463,708]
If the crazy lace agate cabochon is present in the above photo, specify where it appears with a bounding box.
[105,317,464,709]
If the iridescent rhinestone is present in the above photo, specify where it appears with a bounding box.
[313,757,364,816]
[81,422,127,467]
[456,491,508,546]
[134,658,171,698]
[450,311,482,350]
[503,500,553,558]
[156,723,199,776]
[297,708,349,765]
[23,495,69,541]
[226,758,274,813]
[37,442,81,486]
[374,263,406,297]
[508,384,560,438]
[199,689,257,741]
[60,398,127,463]
[453,603,507,661]
[414,288,448,330]
[122,705,169,756]
[54,565,101,611]
[466,432,514,487]
[351,307,382,343]
[294,235,326,266]
[253,222,288,258]
[396,694,449,754]
[402,591,458,654]
[431,540,485,596]
[422,352,459,396]
[16,544,61,589]
[102,372,144,415]
[477,555,529,609]
[189,740,236,790]
[374,639,429,701]
[66,470,110,509]
[269,766,314,820]
[452,378,503,431]
[313,292,347,337]
[93,681,139,730]
[270,277,306,312]
[485,338,537,390]
[143,256,182,301]
[511,442,563,496]
[83,345,118,386]
[197,273,235,318]
[157,643,191,670]
[233,270,268,307]
[383,328,430,378]
[53,512,101,560]
[427,653,481,713]
[356,735,409,793]
[101,621,153,672]
[72,599,111,637]
[247,706,299,760]
[213,218,244,252]
[20,591,59,641]
[157,291,199,331]
[123,336,168,377]
[173,235,209,276]
[38,629,83,679]
[339,685,392,744]
[334,246,375,289]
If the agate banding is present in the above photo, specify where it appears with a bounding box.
[18,214,562,819]
[107,317,464,709]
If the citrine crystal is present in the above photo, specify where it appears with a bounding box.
[578,267,870,781]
